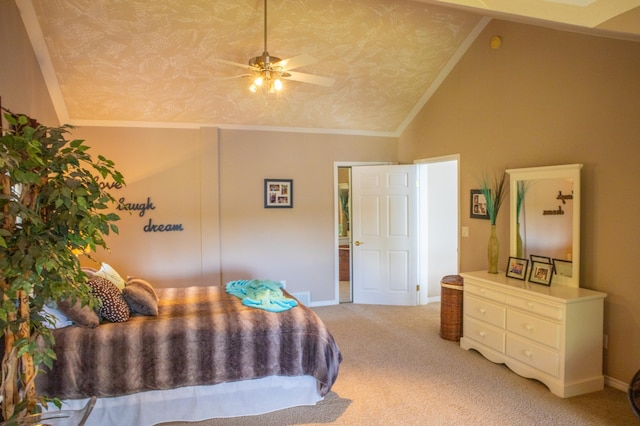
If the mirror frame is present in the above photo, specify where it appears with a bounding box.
[506,164,582,288]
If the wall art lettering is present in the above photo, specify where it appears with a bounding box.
[143,219,184,233]
[99,181,124,190]
[543,205,565,215]
[556,190,573,204]
[117,197,156,217]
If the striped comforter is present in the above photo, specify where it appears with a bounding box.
[36,286,342,399]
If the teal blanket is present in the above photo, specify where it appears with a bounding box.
[226,279,298,312]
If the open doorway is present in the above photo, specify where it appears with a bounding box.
[416,156,459,304]
[337,166,352,303]
[335,157,458,305]
[335,162,394,304]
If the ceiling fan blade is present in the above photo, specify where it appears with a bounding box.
[214,58,252,70]
[284,71,335,87]
[217,74,252,81]
[274,54,317,71]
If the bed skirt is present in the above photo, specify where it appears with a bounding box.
[46,375,323,426]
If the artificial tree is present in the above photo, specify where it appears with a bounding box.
[0,106,124,420]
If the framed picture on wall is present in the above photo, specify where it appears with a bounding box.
[470,189,489,219]
[264,179,293,208]
[529,261,553,286]
[506,256,528,280]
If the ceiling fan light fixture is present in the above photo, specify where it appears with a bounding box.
[216,0,332,94]
[249,71,284,94]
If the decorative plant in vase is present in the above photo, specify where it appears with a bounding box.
[480,171,507,273]
[0,107,124,421]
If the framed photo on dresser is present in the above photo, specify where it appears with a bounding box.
[529,261,553,286]
[506,257,528,280]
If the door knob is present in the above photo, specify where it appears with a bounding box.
[354,241,362,246]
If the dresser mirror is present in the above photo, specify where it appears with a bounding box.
[506,164,582,288]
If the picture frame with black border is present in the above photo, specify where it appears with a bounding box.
[470,189,489,219]
[553,258,573,278]
[529,261,553,286]
[264,179,293,208]
[530,254,551,264]
[506,256,528,280]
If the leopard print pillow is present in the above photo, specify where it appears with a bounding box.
[87,277,130,323]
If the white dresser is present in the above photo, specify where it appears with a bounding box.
[460,270,607,398]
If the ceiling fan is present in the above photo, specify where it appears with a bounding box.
[216,0,335,93]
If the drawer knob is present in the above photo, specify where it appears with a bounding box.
[479,331,486,338]
[479,308,487,315]
[524,350,533,358]
[527,302,535,308]
[525,324,533,332]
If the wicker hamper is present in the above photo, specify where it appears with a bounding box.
[439,274,464,341]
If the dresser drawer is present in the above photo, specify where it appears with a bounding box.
[464,316,506,353]
[506,295,563,320]
[507,310,561,349]
[465,294,506,328]
[506,335,560,377]
[465,282,506,304]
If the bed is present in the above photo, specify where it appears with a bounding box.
[36,284,342,425]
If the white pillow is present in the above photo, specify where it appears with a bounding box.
[41,303,74,329]
[93,262,126,291]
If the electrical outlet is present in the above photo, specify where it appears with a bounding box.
[603,334,608,349]
[462,226,469,237]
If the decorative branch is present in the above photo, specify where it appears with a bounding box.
[479,171,507,226]
[516,180,531,224]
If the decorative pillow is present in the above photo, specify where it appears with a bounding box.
[81,266,98,277]
[57,297,100,328]
[93,262,126,291]
[88,277,130,323]
[122,278,159,316]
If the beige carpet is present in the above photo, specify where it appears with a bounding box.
[160,303,636,425]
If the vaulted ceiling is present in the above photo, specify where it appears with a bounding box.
[15,0,640,136]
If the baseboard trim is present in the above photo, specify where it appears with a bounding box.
[605,375,628,392]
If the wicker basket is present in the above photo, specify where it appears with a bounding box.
[439,275,464,341]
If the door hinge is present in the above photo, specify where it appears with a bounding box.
[416,284,420,292]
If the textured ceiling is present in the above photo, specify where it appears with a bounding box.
[15,0,640,136]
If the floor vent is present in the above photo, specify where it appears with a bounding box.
[291,292,311,306]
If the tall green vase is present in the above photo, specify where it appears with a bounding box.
[488,224,499,273]
[516,222,523,258]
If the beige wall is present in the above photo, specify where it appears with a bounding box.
[70,126,222,288]
[0,0,58,125]
[218,129,397,302]
[70,128,397,303]
[399,19,640,384]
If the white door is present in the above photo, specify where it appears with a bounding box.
[351,165,417,305]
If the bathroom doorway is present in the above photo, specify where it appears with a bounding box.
[334,157,458,305]
[337,166,352,303]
